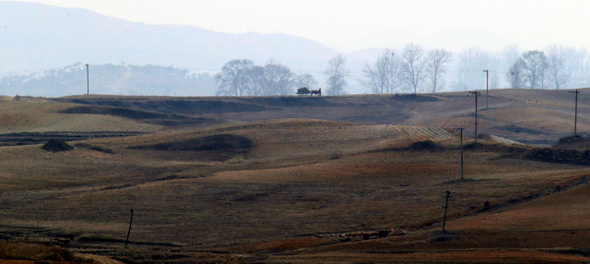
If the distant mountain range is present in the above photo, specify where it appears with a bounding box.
[6,1,570,97]
[0,1,340,75]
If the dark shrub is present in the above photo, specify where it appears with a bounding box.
[41,139,73,152]
[407,140,443,151]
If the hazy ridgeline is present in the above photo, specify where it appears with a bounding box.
[3,44,590,98]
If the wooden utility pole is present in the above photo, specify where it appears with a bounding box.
[85,64,89,95]
[570,89,579,136]
[125,209,133,248]
[456,127,465,180]
[483,70,489,109]
[469,91,480,144]
[442,191,451,232]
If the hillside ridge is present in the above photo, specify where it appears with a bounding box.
[55,88,590,145]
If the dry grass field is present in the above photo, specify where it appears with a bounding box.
[1,89,590,263]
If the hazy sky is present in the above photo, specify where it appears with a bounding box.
[9,0,590,52]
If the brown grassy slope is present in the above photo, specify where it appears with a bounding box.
[0,120,457,241]
[450,179,590,232]
[5,91,590,263]
[0,241,118,264]
[279,176,590,263]
[58,88,590,145]
[268,250,590,264]
[0,101,164,134]
[0,118,585,250]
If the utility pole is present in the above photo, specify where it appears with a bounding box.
[570,89,579,136]
[483,70,489,109]
[125,209,133,248]
[469,91,480,144]
[456,127,465,180]
[85,64,89,95]
[442,191,451,232]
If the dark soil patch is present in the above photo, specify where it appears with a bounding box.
[57,98,276,115]
[524,147,590,166]
[493,124,543,135]
[0,132,143,146]
[443,178,496,185]
[129,134,252,161]
[41,139,73,152]
[554,135,590,149]
[373,140,448,153]
[393,93,439,102]
[463,142,485,150]
[406,140,446,151]
[463,142,528,154]
[244,96,336,108]
[74,143,115,154]
[477,133,492,140]
[58,105,216,127]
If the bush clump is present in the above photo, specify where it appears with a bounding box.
[524,147,590,166]
[557,135,585,145]
[554,135,590,149]
[407,140,444,151]
[41,139,73,152]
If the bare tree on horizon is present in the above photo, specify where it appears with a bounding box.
[521,50,549,89]
[546,44,572,90]
[215,59,254,96]
[324,55,350,95]
[425,49,452,93]
[507,58,525,89]
[401,43,425,94]
[295,73,319,90]
[360,48,402,94]
[260,59,296,96]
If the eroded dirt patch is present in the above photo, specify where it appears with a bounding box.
[128,134,252,161]
[58,105,217,127]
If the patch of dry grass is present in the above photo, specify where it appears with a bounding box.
[3,90,590,263]
[0,241,74,261]
[269,249,590,264]
[0,101,163,134]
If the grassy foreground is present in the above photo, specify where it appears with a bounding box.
[1,90,590,263]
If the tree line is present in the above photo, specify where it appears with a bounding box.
[3,43,588,97]
[215,59,320,96]
[454,44,590,91]
[508,47,570,89]
[216,44,455,96]
[217,43,590,96]
[216,44,453,96]
[359,44,452,94]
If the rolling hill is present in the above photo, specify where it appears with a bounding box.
[56,88,589,145]
[1,89,590,263]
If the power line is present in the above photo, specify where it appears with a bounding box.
[0,66,66,76]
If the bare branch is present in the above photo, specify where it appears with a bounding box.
[359,49,402,94]
[401,43,425,94]
[324,55,350,95]
[425,49,452,93]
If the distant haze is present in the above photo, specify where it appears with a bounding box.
[6,0,590,52]
[0,1,338,71]
[2,1,590,97]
